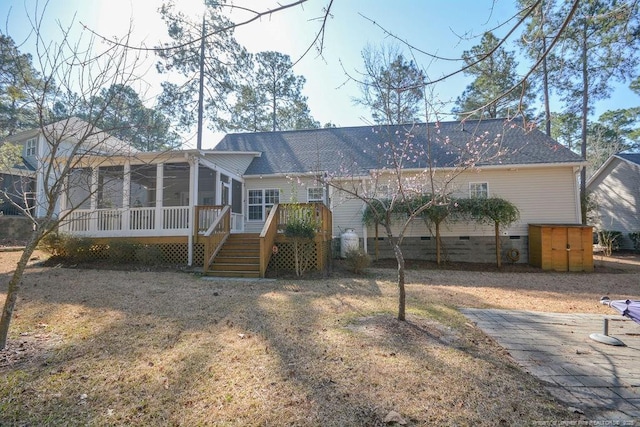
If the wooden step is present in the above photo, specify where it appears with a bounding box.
[204,270,261,278]
[204,233,262,277]
[214,255,260,264]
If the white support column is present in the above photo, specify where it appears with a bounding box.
[59,173,68,214]
[90,168,98,210]
[122,161,131,232]
[90,168,99,232]
[155,163,164,231]
[187,156,198,266]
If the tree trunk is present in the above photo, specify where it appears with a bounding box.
[0,232,40,350]
[580,18,588,225]
[392,240,406,321]
[435,221,441,265]
[293,239,301,276]
[541,36,551,137]
[272,82,277,132]
[495,221,501,269]
[375,223,379,261]
[383,223,406,321]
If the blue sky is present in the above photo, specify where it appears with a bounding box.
[2,0,637,148]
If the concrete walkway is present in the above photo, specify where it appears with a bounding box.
[461,308,640,422]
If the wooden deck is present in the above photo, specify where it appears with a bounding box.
[197,203,332,278]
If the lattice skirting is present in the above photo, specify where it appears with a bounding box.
[268,240,332,273]
[72,237,204,266]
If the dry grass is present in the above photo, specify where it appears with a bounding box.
[1,250,639,426]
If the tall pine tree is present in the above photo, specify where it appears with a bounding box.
[454,32,531,120]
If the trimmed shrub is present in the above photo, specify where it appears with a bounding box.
[135,244,165,266]
[39,232,69,257]
[64,236,98,263]
[107,240,139,264]
[629,232,640,252]
[597,230,622,256]
[40,233,96,262]
[344,249,371,274]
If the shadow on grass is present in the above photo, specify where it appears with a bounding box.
[0,261,583,425]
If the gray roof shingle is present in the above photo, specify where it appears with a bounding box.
[213,118,584,176]
[617,152,640,166]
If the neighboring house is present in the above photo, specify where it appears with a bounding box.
[2,117,135,218]
[0,134,37,216]
[10,117,585,275]
[587,152,640,250]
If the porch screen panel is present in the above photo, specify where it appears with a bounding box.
[232,179,242,214]
[97,166,124,209]
[67,168,92,209]
[130,164,157,207]
[163,163,190,206]
[198,166,216,205]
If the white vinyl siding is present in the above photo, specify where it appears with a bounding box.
[587,158,640,249]
[339,166,582,239]
[203,153,256,177]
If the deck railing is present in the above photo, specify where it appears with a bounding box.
[199,205,231,272]
[259,204,280,278]
[195,205,225,234]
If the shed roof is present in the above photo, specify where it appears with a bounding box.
[213,118,583,176]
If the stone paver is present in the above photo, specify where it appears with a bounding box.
[461,308,640,423]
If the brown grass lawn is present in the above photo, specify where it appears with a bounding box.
[1,250,639,426]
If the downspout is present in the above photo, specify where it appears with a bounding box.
[573,166,582,223]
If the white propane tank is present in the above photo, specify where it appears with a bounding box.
[340,228,359,258]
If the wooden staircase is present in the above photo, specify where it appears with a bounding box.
[205,233,261,278]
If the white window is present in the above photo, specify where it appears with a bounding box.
[25,138,37,157]
[469,182,488,199]
[248,189,280,221]
[307,187,324,203]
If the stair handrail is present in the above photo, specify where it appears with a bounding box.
[195,205,224,236]
[203,205,231,272]
[259,204,280,278]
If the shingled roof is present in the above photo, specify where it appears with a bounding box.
[617,152,640,166]
[213,118,584,176]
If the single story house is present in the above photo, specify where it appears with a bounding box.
[213,118,586,265]
[4,117,586,275]
[586,152,640,250]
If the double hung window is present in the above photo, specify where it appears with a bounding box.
[248,189,280,220]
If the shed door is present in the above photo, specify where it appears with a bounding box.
[550,227,569,271]
[549,227,587,272]
[567,228,587,272]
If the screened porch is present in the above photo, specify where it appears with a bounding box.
[58,156,244,238]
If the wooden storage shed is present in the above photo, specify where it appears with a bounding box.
[529,224,594,272]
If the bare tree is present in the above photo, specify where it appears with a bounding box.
[0,12,149,350]
[323,114,517,320]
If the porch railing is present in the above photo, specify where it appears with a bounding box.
[59,206,190,236]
